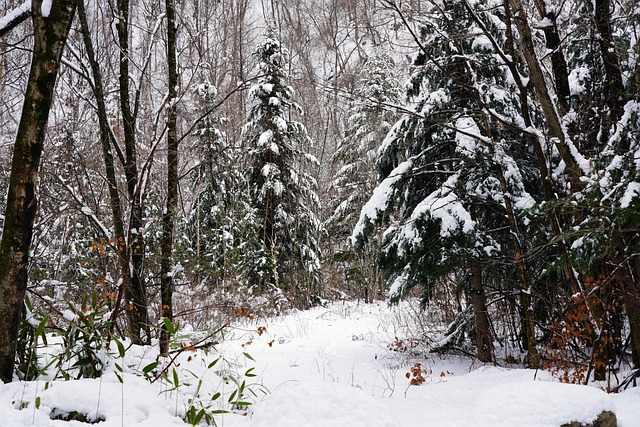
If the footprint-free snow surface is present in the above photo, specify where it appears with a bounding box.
[1,301,639,426]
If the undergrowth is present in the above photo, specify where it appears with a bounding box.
[14,290,268,425]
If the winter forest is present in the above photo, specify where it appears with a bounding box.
[0,0,639,425]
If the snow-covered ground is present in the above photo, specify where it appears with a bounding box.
[1,301,639,426]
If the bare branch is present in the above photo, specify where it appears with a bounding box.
[0,1,31,38]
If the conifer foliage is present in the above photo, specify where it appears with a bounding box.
[330,51,402,236]
[1,0,639,388]
[353,0,640,372]
[243,34,321,301]
[327,50,401,300]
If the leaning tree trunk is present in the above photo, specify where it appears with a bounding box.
[76,0,133,337]
[509,0,585,193]
[0,0,78,383]
[159,0,179,357]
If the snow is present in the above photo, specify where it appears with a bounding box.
[244,381,393,427]
[388,268,409,298]
[471,34,493,51]
[167,263,184,278]
[305,153,319,165]
[409,173,475,238]
[351,160,412,244]
[455,116,481,155]
[565,137,592,176]
[494,145,536,210]
[534,17,554,29]
[272,116,287,133]
[471,376,613,426]
[40,0,51,17]
[61,309,78,322]
[620,181,640,208]
[0,1,30,32]
[419,88,450,115]
[568,66,590,96]
[1,301,639,426]
[261,163,277,178]
[257,130,274,150]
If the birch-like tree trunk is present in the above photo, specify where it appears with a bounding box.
[0,0,78,383]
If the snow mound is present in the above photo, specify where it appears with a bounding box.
[240,380,393,427]
[473,380,614,427]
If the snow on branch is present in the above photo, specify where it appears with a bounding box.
[351,160,412,246]
[58,179,113,245]
[394,172,475,248]
[0,1,31,38]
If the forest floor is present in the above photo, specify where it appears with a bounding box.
[1,300,639,426]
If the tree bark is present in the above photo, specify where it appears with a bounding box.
[502,0,588,305]
[76,0,132,336]
[593,0,626,131]
[160,0,178,357]
[115,0,150,345]
[470,260,494,363]
[509,0,585,192]
[591,0,636,376]
[533,0,571,115]
[0,0,77,383]
[494,164,539,368]
[612,232,640,369]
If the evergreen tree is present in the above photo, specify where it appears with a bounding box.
[180,79,264,314]
[243,34,321,305]
[327,50,401,300]
[566,0,640,369]
[352,0,545,363]
[186,80,234,284]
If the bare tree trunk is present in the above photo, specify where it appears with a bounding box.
[494,165,539,368]
[77,0,132,336]
[532,0,570,115]
[115,0,150,345]
[592,0,640,374]
[470,260,494,363]
[160,0,178,357]
[509,0,585,192]
[502,0,588,305]
[613,232,640,369]
[593,0,626,131]
[0,0,77,383]
[507,0,619,378]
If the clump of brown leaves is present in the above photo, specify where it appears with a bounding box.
[544,275,623,389]
[406,362,429,386]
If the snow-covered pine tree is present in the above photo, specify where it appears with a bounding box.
[178,78,267,318]
[243,34,321,307]
[352,0,546,364]
[327,50,402,301]
[183,81,236,286]
[563,0,640,370]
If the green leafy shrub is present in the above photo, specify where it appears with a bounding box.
[15,296,51,381]
[54,291,111,380]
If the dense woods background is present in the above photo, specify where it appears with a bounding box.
[0,0,639,387]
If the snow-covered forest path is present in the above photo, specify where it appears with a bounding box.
[223,302,640,427]
[1,301,639,426]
